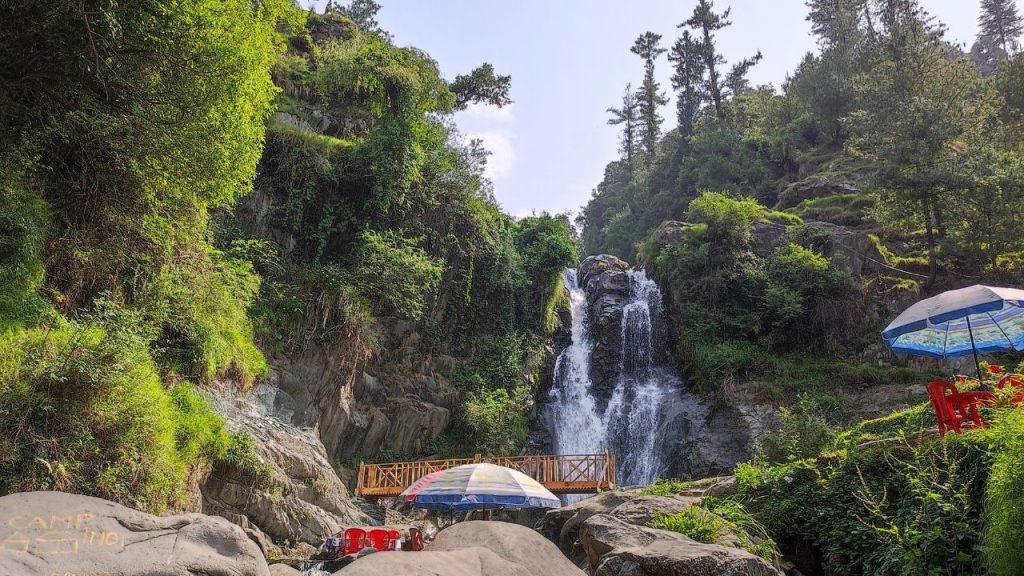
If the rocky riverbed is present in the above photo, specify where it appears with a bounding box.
[0,485,786,576]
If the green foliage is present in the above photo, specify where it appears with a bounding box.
[217,431,274,487]
[0,177,51,332]
[354,230,443,320]
[738,429,992,576]
[460,386,530,457]
[146,248,268,385]
[649,507,724,544]
[0,310,230,513]
[757,394,839,463]
[642,477,693,496]
[983,409,1024,576]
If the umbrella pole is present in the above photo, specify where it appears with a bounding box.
[967,315,983,383]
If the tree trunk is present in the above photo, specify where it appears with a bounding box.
[922,197,938,287]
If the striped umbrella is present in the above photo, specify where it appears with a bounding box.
[400,463,561,511]
[882,285,1024,376]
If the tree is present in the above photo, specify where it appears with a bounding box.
[682,0,761,120]
[334,0,386,35]
[669,31,706,136]
[607,84,642,173]
[725,51,764,97]
[979,0,1024,62]
[631,32,669,164]
[450,63,513,110]
[807,0,869,50]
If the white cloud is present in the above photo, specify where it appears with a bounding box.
[467,129,516,183]
[460,102,515,123]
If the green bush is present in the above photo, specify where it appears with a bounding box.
[354,230,443,320]
[757,394,838,463]
[461,386,530,456]
[738,424,992,575]
[146,248,268,386]
[0,311,231,513]
[0,178,51,332]
[983,409,1024,576]
[642,478,693,496]
[649,507,724,544]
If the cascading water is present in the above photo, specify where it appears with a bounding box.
[547,267,700,486]
[548,269,605,456]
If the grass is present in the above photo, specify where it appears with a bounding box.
[983,409,1024,575]
[649,507,724,544]
[786,193,874,227]
[678,337,924,400]
[642,478,693,496]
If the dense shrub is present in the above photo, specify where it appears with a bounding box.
[354,230,443,320]
[460,386,530,456]
[0,311,231,513]
[983,409,1024,576]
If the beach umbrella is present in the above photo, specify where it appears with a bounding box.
[882,285,1024,377]
[400,462,561,512]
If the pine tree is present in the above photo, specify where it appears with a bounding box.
[669,31,706,136]
[979,0,1023,62]
[806,0,868,50]
[681,0,761,120]
[631,32,669,164]
[724,51,763,97]
[607,84,641,173]
[685,0,730,119]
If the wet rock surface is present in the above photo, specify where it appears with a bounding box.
[0,491,270,576]
[578,255,632,402]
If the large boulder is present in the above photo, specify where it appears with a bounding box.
[776,176,859,210]
[203,383,375,545]
[335,521,584,576]
[578,255,632,401]
[0,491,270,576]
[580,514,782,576]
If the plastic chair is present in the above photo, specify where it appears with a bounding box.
[342,528,366,555]
[387,529,402,551]
[926,380,992,436]
[365,529,391,551]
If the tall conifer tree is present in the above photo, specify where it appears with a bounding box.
[631,32,669,164]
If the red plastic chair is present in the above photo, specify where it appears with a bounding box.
[365,529,391,551]
[342,528,366,555]
[387,529,401,550]
[926,380,992,436]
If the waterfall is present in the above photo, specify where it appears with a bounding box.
[606,270,680,486]
[547,267,696,487]
[548,269,605,456]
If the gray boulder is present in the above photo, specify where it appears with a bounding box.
[335,521,584,576]
[0,491,270,576]
[269,564,303,576]
[203,383,375,545]
[581,514,782,576]
[776,176,859,210]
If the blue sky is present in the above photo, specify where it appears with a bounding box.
[309,1,982,218]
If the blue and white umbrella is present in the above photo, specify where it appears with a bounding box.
[882,285,1024,374]
[400,463,561,511]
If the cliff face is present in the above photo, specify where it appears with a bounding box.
[578,255,632,406]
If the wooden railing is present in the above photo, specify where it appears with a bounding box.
[355,450,617,497]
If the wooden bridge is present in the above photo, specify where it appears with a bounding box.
[355,451,617,497]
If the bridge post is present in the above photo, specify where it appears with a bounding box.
[474,454,482,463]
[356,461,365,496]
